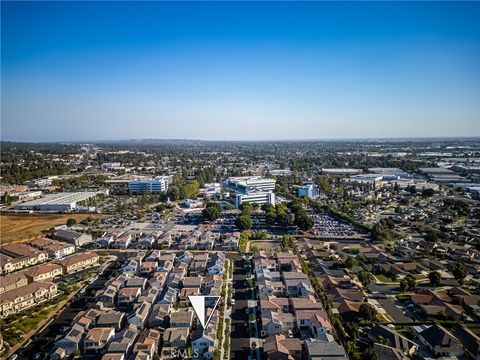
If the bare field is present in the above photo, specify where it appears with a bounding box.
[0,214,103,244]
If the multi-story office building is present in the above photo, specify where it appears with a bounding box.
[298,184,320,199]
[224,176,276,194]
[224,176,277,208]
[235,191,275,208]
[128,176,172,193]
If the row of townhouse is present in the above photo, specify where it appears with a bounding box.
[253,251,348,360]
[94,226,239,252]
[0,243,48,274]
[0,252,98,295]
[54,308,162,359]
[0,251,99,318]
[55,251,99,274]
[0,236,78,274]
[160,251,224,360]
[54,249,226,360]
[29,237,76,259]
[0,281,58,318]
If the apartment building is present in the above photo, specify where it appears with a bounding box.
[24,263,63,282]
[56,251,99,274]
[0,281,58,318]
[0,243,48,274]
[29,238,75,259]
[0,272,29,294]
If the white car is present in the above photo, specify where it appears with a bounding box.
[231,299,235,306]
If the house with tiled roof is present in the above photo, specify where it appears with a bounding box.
[128,302,152,329]
[73,309,101,330]
[97,310,126,331]
[162,327,189,349]
[264,334,302,360]
[55,324,85,357]
[191,325,217,359]
[260,296,290,315]
[261,310,295,337]
[169,309,194,328]
[105,324,139,357]
[84,327,115,352]
[304,338,348,360]
[117,287,141,306]
[310,311,333,337]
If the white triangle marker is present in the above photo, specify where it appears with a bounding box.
[188,295,221,329]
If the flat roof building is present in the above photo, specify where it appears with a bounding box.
[321,168,363,175]
[224,176,277,208]
[235,191,275,208]
[128,176,172,193]
[14,191,104,212]
[224,176,276,194]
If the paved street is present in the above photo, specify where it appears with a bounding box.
[230,256,256,360]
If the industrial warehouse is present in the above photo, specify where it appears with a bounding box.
[13,191,106,212]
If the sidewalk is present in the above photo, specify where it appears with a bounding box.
[219,259,232,360]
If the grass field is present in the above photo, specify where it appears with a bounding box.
[0,213,103,244]
[375,273,401,284]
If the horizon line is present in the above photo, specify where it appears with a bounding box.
[1,135,480,144]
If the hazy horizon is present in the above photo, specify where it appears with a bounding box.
[2,135,480,145]
[2,1,479,142]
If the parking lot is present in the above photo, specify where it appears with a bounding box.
[309,213,368,239]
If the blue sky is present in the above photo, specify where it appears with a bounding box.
[1,1,479,141]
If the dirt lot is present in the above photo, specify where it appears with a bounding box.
[0,214,103,244]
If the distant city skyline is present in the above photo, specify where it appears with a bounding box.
[1,1,479,142]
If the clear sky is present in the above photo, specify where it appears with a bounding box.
[1,1,479,142]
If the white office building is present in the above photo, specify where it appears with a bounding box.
[234,191,275,208]
[223,176,277,208]
[223,176,276,194]
[128,176,172,193]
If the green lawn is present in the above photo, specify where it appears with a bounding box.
[376,274,401,283]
